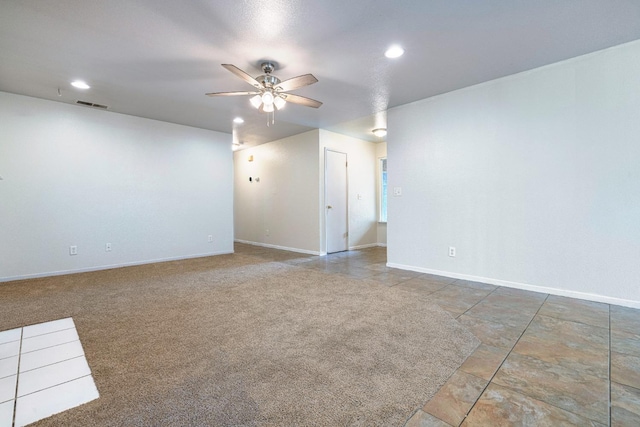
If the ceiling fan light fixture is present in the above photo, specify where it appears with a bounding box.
[372,128,387,137]
[273,96,286,110]
[250,94,262,109]
[261,91,274,106]
[263,102,274,113]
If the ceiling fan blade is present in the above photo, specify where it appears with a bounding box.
[206,91,260,97]
[283,93,323,108]
[221,64,262,88]
[276,74,318,92]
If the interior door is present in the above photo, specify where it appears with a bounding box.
[325,149,348,253]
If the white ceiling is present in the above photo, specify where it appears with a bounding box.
[2,1,640,146]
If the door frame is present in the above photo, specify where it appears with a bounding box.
[324,148,349,254]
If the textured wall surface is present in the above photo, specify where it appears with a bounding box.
[234,130,378,254]
[234,130,321,253]
[387,40,640,307]
[0,92,233,281]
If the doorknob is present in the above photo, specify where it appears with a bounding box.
[327,205,332,209]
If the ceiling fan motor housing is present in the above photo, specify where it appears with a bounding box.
[257,62,280,89]
[257,74,280,89]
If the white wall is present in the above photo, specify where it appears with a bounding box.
[387,40,640,308]
[234,130,321,254]
[233,129,378,255]
[376,142,387,246]
[319,130,378,252]
[0,92,234,282]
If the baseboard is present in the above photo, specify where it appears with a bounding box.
[234,240,321,256]
[377,243,387,247]
[386,262,640,309]
[349,243,380,250]
[0,250,234,284]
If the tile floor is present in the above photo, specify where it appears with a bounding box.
[238,243,640,426]
[0,318,99,427]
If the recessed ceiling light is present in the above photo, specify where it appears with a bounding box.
[384,45,404,59]
[372,128,387,137]
[233,117,244,124]
[71,80,90,89]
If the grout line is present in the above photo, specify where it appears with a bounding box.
[19,338,80,356]
[18,354,85,376]
[466,295,612,425]
[417,284,534,426]
[15,374,93,400]
[401,409,421,427]
[455,293,550,425]
[11,328,23,427]
[0,338,21,346]
[532,312,610,331]
[455,284,502,319]
[381,275,415,287]
[426,412,454,427]
[20,326,75,341]
[0,351,21,363]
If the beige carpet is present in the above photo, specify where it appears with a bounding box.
[0,253,479,426]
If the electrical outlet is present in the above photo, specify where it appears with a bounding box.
[393,187,402,196]
[105,243,112,252]
[207,235,213,243]
[69,245,78,256]
[448,247,456,257]
[265,229,270,237]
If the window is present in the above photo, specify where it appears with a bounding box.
[379,158,387,222]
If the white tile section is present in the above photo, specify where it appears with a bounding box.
[0,357,18,379]
[0,400,14,427]
[0,375,16,404]
[14,376,99,427]
[19,341,84,373]
[0,341,20,360]
[0,318,100,425]
[0,329,21,345]
[22,318,75,339]
[18,356,90,397]
[21,328,79,354]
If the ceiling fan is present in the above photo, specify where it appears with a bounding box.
[206,62,322,116]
